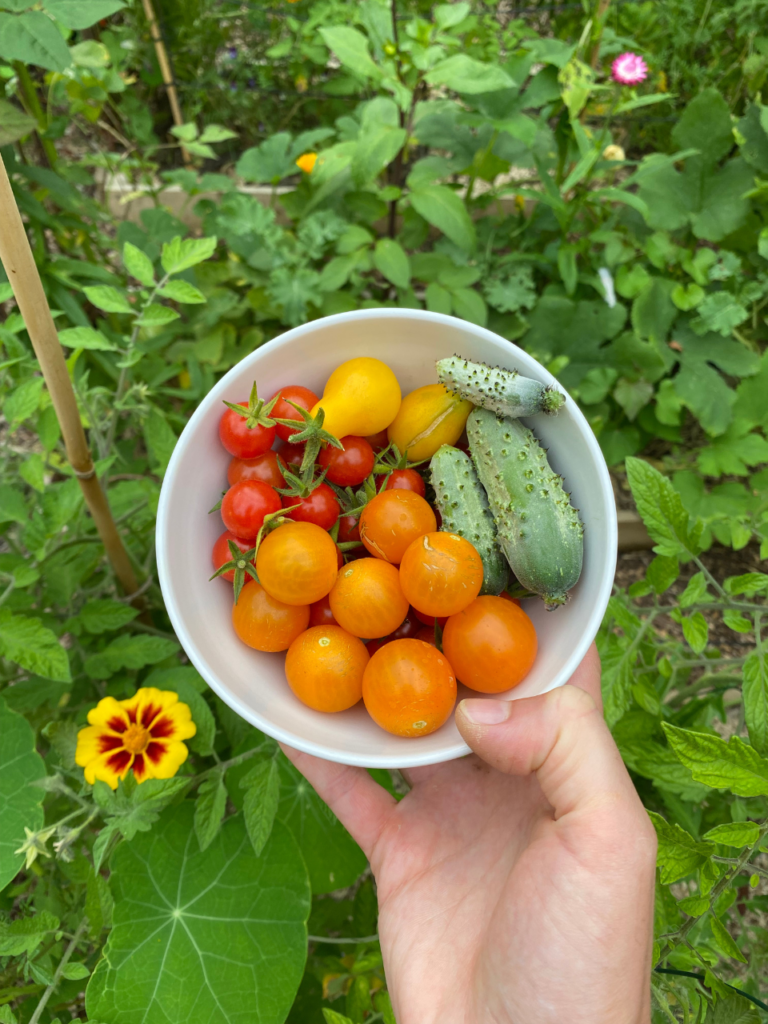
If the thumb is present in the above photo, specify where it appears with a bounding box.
[455,666,641,821]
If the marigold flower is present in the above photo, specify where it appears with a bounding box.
[75,688,196,790]
[611,52,648,86]
[296,152,318,174]
[602,144,625,162]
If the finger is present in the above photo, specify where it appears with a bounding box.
[566,642,603,713]
[455,684,640,822]
[280,744,397,858]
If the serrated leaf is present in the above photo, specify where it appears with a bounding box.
[0,910,59,956]
[647,811,714,884]
[0,700,45,891]
[160,236,217,276]
[83,285,133,314]
[723,609,752,633]
[410,185,476,251]
[4,376,43,425]
[143,406,177,473]
[681,611,708,653]
[0,609,70,681]
[198,124,237,144]
[679,571,709,608]
[79,599,140,634]
[83,634,179,680]
[94,775,190,840]
[372,238,410,289]
[85,804,310,1024]
[136,302,180,327]
[62,961,90,980]
[58,326,117,351]
[194,774,227,852]
[625,457,701,558]
[743,651,768,756]
[157,280,206,304]
[451,287,487,327]
[710,914,747,963]
[702,821,761,848]
[240,758,280,856]
[663,723,768,797]
[122,241,155,286]
[646,555,679,593]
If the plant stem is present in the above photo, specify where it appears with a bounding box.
[28,917,88,1024]
[12,62,58,169]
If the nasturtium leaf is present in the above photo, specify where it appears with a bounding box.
[647,811,713,884]
[86,803,310,1024]
[672,89,733,165]
[702,821,761,848]
[0,699,45,891]
[663,723,768,797]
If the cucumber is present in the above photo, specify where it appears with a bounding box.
[430,445,509,596]
[467,408,583,609]
[437,355,565,417]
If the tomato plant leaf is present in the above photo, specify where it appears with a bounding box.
[0,609,71,681]
[647,811,714,884]
[742,651,768,756]
[122,241,155,286]
[194,774,227,852]
[663,724,768,797]
[240,758,280,857]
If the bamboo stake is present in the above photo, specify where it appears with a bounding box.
[0,153,141,601]
[140,0,192,167]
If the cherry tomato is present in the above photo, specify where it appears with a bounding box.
[232,579,309,652]
[221,480,281,541]
[413,608,448,629]
[392,606,422,640]
[270,385,319,443]
[382,468,426,497]
[359,490,437,564]
[286,626,369,712]
[362,638,456,737]
[387,384,471,461]
[499,591,522,607]
[228,450,285,489]
[256,521,339,605]
[277,443,306,470]
[415,626,437,647]
[212,531,252,583]
[365,428,390,451]
[282,482,340,531]
[338,515,360,543]
[443,596,537,693]
[399,532,483,617]
[366,636,391,657]
[336,544,344,569]
[219,402,276,459]
[329,558,409,639]
[318,435,375,487]
[309,593,338,628]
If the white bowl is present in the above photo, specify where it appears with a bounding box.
[157,309,616,769]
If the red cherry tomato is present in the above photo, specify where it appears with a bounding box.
[219,402,276,459]
[277,443,307,471]
[282,483,340,531]
[221,480,281,541]
[338,515,360,543]
[413,608,448,629]
[382,468,426,497]
[309,593,339,628]
[392,607,422,640]
[227,450,285,489]
[415,626,438,647]
[365,429,390,451]
[271,385,319,443]
[211,531,252,583]
[336,544,344,569]
[318,435,375,487]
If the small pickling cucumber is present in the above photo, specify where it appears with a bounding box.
[467,408,583,609]
[437,355,565,418]
[430,445,509,596]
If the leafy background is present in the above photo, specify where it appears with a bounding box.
[0,0,768,1021]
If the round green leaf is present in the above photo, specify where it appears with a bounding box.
[86,802,310,1024]
[0,698,45,891]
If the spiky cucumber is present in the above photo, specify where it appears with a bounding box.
[430,445,509,596]
[437,355,565,417]
[467,408,583,608]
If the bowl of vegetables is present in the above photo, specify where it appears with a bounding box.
[156,308,616,768]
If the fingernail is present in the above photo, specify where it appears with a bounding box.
[459,699,511,725]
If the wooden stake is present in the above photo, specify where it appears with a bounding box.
[140,0,192,167]
[0,153,141,601]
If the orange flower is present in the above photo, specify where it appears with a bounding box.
[75,688,196,790]
[296,152,318,174]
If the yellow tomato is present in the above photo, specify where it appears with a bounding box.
[311,357,401,439]
[387,384,472,461]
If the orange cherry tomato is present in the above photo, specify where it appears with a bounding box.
[442,595,537,693]
[359,490,437,564]
[399,532,483,617]
[227,450,285,489]
[309,593,338,627]
[256,521,339,606]
[232,579,309,652]
[362,638,457,737]
[285,625,369,712]
[329,557,409,639]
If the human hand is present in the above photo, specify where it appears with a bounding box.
[282,644,657,1024]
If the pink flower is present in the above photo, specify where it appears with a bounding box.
[611,52,648,86]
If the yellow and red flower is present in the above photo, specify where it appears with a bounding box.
[75,688,196,790]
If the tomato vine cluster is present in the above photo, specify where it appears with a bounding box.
[209,356,553,739]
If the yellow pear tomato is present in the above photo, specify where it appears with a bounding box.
[312,357,401,439]
[387,384,473,461]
